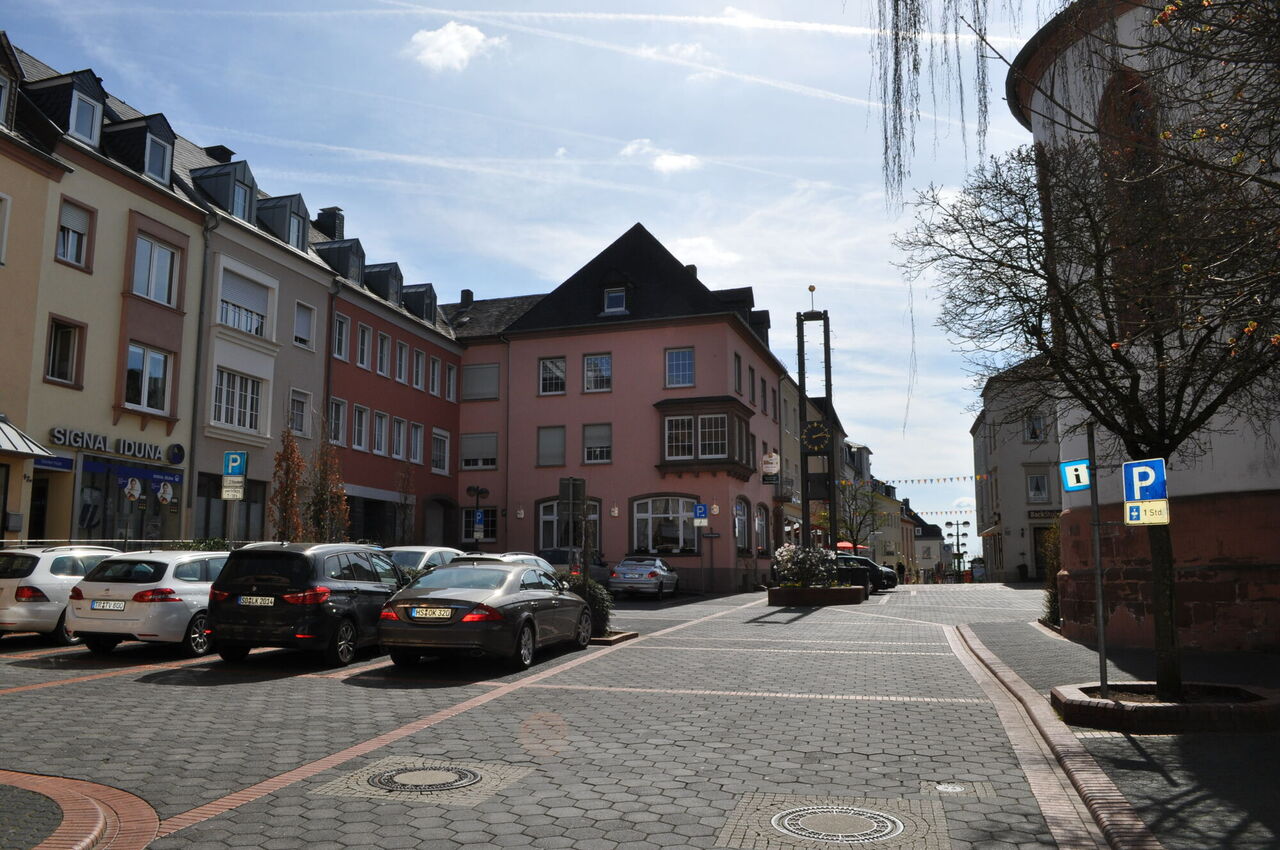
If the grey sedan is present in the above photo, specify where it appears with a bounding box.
[378,559,592,670]
[608,557,678,599]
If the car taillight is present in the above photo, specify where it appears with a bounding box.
[610,570,618,578]
[15,586,49,602]
[133,588,182,603]
[210,588,231,602]
[460,604,503,622]
[69,586,84,600]
[647,571,659,579]
[282,587,331,605]
[379,607,399,621]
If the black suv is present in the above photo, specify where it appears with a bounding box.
[208,543,406,666]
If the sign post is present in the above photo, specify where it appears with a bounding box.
[1085,425,1108,699]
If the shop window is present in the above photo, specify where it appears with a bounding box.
[632,496,697,554]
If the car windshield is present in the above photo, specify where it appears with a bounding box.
[85,559,167,583]
[216,552,313,587]
[411,567,510,590]
[388,551,424,569]
[0,554,38,579]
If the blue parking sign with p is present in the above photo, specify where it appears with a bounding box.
[694,503,708,519]
[223,451,247,476]
[1123,458,1167,502]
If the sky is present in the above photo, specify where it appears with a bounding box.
[7,0,1040,524]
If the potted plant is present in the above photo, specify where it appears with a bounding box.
[767,546,865,606]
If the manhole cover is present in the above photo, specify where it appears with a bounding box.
[934,783,966,793]
[771,806,905,844]
[367,766,482,793]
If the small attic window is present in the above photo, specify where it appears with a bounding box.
[144,135,172,183]
[288,213,305,250]
[69,91,102,146]
[0,76,9,128]
[603,287,627,314]
[232,182,251,220]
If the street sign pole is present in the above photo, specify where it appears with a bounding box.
[1087,422,1108,699]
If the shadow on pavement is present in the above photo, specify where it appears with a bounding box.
[744,606,824,625]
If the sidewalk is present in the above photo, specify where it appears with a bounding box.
[965,620,1280,850]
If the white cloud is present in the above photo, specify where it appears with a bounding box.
[637,41,719,64]
[406,21,506,72]
[668,236,743,268]
[620,139,703,174]
[554,146,568,159]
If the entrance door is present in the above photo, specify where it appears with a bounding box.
[1032,527,1051,581]
[29,476,49,540]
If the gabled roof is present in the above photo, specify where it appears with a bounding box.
[441,294,546,339]
[505,223,738,333]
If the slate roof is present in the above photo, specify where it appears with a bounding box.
[441,294,546,339]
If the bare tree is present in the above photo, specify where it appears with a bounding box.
[268,429,306,543]
[303,431,349,543]
[896,139,1280,697]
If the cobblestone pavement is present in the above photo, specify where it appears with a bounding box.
[968,620,1280,849]
[0,584,1181,849]
[0,784,60,849]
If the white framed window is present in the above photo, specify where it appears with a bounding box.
[445,363,457,401]
[288,213,305,250]
[356,324,372,369]
[373,411,388,455]
[131,235,177,306]
[289,389,310,436]
[328,398,346,445]
[429,357,441,395]
[395,341,409,383]
[633,497,697,554]
[461,433,498,470]
[665,348,694,387]
[431,428,450,474]
[218,268,269,336]
[125,343,170,414]
[376,333,391,376]
[45,317,84,386]
[69,92,101,145]
[539,357,566,395]
[412,350,425,389]
[698,414,728,458]
[1024,414,1047,442]
[603,287,626,313]
[391,417,406,459]
[462,363,499,400]
[664,416,694,460]
[1027,474,1050,504]
[144,135,172,183]
[537,426,565,466]
[584,354,612,392]
[211,367,260,431]
[584,423,612,464]
[538,498,602,550]
[232,181,251,220]
[352,405,369,450]
[409,423,424,464]
[734,498,751,552]
[56,200,92,267]
[332,314,350,360]
[294,302,315,348]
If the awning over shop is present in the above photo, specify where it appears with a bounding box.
[978,524,1001,537]
[0,414,54,459]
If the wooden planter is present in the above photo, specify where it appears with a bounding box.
[767,586,865,606]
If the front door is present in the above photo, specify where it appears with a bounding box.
[1032,527,1051,581]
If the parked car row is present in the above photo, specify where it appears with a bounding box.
[833,553,898,594]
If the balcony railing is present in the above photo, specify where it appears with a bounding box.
[220,300,265,336]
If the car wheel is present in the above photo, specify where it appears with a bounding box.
[83,636,119,655]
[511,622,535,670]
[656,582,665,601]
[181,612,211,658]
[572,610,592,650]
[324,619,357,667]
[389,648,420,667]
[218,644,251,663]
[46,611,82,647]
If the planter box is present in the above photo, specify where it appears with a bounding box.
[767,586,865,606]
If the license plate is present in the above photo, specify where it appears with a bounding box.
[624,573,643,579]
[410,607,452,620]
[90,600,126,611]
[239,595,274,606]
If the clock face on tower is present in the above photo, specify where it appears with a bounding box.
[802,421,831,453]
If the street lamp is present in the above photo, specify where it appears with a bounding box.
[466,485,489,545]
[945,520,972,581]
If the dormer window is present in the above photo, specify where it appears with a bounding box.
[144,135,172,183]
[0,76,9,128]
[69,92,101,145]
[603,287,627,314]
[232,182,251,220]
[288,213,305,250]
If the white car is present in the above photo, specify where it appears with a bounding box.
[67,550,229,657]
[384,546,465,576]
[0,546,119,645]
[608,557,678,599]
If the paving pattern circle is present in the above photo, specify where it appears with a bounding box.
[933,783,966,793]
[771,805,905,844]
[366,765,481,793]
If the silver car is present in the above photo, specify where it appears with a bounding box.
[384,546,465,576]
[608,556,678,599]
[67,550,229,657]
[0,546,118,645]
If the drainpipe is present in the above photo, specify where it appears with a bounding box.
[185,210,221,531]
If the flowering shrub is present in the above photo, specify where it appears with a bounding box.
[772,544,835,587]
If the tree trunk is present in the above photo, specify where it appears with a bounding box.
[1147,524,1182,700]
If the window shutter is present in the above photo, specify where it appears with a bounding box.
[295,303,313,340]
[60,202,90,233]
[221,270,269,314]
[461,433,498,461]
[462,364,499,400]
[584,424,611,449]
[537,426,565,466]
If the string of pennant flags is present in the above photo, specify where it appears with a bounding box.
[885,474,988,484]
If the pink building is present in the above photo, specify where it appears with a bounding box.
[444,225,787,592]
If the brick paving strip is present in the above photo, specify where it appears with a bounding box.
[153,597,769,840]
[0,769,158,850]
[955,624,1166,850]
[0,653,221,696]
[523,683,987,704]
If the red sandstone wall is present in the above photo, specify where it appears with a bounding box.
[1057,492,1280,652]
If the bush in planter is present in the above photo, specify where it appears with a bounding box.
[564,573,613,637]
[772,544,835,587]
